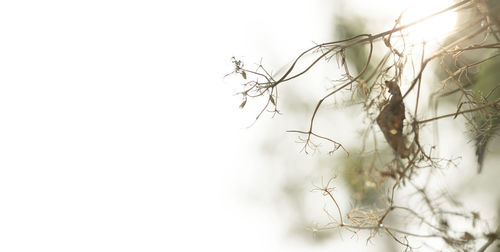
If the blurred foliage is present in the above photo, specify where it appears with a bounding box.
[472,55,500,170]
[335,16,379,102]
[436,0,500,171]
[338,153,387,206]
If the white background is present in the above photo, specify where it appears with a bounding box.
[0,1,337,251]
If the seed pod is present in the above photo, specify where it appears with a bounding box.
[239,98,247,109]
[269,95,276,106]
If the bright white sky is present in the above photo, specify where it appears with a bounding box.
[0,0,463,251]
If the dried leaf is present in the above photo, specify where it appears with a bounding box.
[377,81,410,158]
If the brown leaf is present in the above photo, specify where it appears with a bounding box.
[377,81,409,158]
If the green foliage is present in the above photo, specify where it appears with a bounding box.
[472,54,500,171]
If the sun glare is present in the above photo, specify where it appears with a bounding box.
[400,0,457,45]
